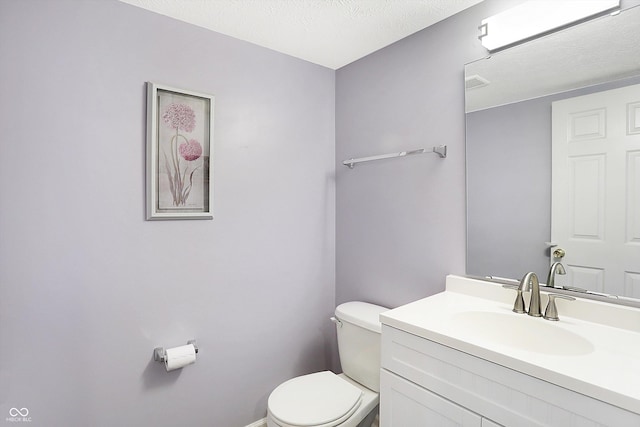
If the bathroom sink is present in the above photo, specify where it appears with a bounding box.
[380,275,640,414]
[449,311,595,356]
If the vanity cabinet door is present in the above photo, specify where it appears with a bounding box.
[380,369,482,427]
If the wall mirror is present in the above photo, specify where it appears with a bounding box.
[465,4,640,303]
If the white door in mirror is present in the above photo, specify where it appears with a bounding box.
[552,83,640,297]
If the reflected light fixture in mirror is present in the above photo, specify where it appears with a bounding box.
[478,0,620,51]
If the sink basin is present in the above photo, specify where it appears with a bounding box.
[450,311,595,356]
[379,276,640,415]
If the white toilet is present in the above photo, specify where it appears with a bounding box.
[267,301,388,427]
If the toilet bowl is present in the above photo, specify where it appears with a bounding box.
[267,371,378,427]
[266,302,388,427]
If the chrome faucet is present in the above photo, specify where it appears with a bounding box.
[546,262,566,289]
[513,272,542,317]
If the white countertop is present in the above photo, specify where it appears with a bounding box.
[379,275,640,414]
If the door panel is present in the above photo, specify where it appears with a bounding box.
[552,83,640,296]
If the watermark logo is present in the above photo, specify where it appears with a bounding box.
[6,408,31,423]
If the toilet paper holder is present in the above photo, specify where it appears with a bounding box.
[154,340,199,363]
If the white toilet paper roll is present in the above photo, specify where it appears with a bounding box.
[164,344,196,372]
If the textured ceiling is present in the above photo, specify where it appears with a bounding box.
[465,5,640,112]
[118,0,484,69]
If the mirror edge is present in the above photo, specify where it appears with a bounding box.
[466,275,640,309]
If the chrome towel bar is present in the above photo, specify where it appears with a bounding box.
[342,145,446,169]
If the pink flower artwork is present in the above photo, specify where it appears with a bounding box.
[162,103,196,132]
[161,103,203,207]
[179,139,203,161]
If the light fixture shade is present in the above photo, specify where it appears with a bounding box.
[479,0,620,51]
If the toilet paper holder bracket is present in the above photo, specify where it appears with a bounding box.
[154,340,198,363]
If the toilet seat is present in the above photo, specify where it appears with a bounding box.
[268,371,364,427]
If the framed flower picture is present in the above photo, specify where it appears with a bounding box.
[146,82,214,220]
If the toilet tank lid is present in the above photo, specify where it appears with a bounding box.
[335,302,388,333]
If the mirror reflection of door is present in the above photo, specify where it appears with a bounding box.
[551,83,640,297]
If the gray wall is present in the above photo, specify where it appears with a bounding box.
[466,98,552,281]
[335,1,512,307]
[335,0,640,306]
[0,1,335,426]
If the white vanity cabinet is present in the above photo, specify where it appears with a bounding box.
[380,325,639,427]
[380,369,485,426]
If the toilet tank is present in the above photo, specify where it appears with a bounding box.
[334,302,388,392]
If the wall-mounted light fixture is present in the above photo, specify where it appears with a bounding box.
[478,0,620,51]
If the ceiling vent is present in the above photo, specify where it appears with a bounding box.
[465,74,490,90]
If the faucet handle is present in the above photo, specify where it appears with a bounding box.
[503,285,526,314]
[544,294,576,321]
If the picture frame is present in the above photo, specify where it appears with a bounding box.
[146,82,214,220]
